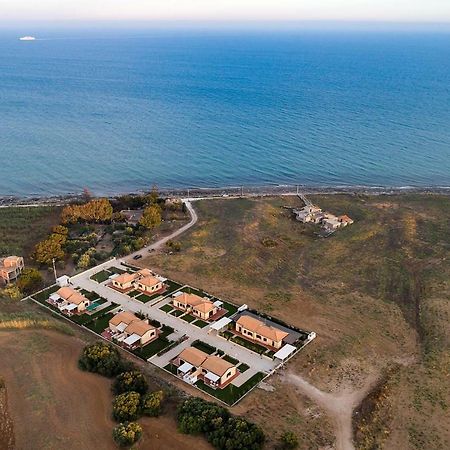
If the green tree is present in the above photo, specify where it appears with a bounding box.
[52,225,69,236]
[16,268,43,294]
[34,234,65,265]
[78,342,129,377]
[141,390,164,417]
[281,431,299,449]
[112,422,142,447]
[139,204,162,229]
[113,371,148,396]
[77,252,91,269]
[112,391,142,422]
[0,284,22,300]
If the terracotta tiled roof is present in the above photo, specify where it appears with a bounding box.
[236,316,289,342]
[138,275,161,288]
[114,272,138,285]
[176,293,216,313]
[125,320,155,336]
[56,287,88,305]
[178,347,208,367]
[201,355,235,376]
[109,311,138,327]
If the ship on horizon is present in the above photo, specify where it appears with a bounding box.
[19,36,36,41]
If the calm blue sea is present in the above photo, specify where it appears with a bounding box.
[0,28,449,196]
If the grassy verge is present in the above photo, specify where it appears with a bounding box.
[230,335,267,354]
[195,372,266,406]
[223,354,239,365]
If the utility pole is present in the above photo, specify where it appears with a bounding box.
[52,258,57,282]
[187,188,190,200]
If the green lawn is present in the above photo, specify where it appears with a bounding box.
[221,301,238,317]
[195,372,266,405]
[170,309,183,317]
[135,293,153,303]
[107,266,126,274]
[32,285,59,302]
[230,335,267,354]
[132,337,172,360]
[237,363,250,373]
[85,312,114,334]
[160,304,173,313]
[192,340,216,355]
[192,319,208,328]
[223,354,239,365]
[164,279,184,296]
[160,325,175,338]
[163,363,178,375]
[181,286,206,297]
[90,270,111,283]
[127,290,141,297]
[181,313,196,323]
[221,330,233,340]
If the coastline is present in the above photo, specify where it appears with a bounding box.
[1,183,449,207]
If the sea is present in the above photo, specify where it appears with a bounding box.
[0,27,449,197]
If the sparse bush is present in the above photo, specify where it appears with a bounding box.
[113,371,148,396]
[281,431,299,449]
[112,391,141,422]
[16,268,43,295]
[112,421,142,447]
[141,390,164,417]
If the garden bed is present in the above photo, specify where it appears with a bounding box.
[181,313,195,323]
[170,309,183,317]
[192,340,216,355]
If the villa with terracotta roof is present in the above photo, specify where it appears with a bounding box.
[108,310,158,348]
[173,346,238,389]
[48,286,90,315]
[134,275,164,294]
[0,256,24,284]
[235,315,289,350]
[111,268,164,294]
[172,292,218,320]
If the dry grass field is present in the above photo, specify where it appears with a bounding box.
[138,194,450,449]
[0,300,211,450]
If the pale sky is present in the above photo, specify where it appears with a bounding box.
[1,0,449,23]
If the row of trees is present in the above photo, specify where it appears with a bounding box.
[177,397,265,450]
[78,342,165,447]
[61,198,113,224]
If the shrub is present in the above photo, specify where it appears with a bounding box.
[112,391,142,422]
[139,204,162,229]
[78,342,127,377]
[141,390,164,417]
[112,422,142,447]
[113,371,148,395]
[16,268,43,295]
[177,397,264,450]
[281,431,299,449]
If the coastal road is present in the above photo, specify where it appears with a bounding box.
[124,200,198,261]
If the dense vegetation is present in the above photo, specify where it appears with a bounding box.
[112,370,149,395]
[112,422,142,447]
[177,397,265,450]
[78,342,131,377]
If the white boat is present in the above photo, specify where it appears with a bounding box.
[19,36,36,41]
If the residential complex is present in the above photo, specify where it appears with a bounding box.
[293,205,354,232]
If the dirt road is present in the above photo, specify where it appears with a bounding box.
[286,372,380,450]
[125,200,197,260]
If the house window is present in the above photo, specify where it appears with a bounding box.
[263,337,267,341]
[256,334,261,340]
